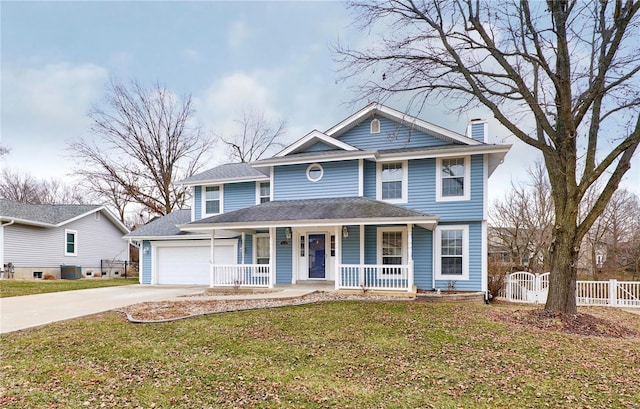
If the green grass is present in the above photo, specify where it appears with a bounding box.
[1,302,639,408]
[0,278,138,298]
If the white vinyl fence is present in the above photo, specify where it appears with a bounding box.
[503,272,640,308]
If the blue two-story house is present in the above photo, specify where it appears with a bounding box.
[125,103,510,295]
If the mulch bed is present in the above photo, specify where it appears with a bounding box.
[490,308,638,338]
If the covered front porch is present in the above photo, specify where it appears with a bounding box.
[179,197,438,293]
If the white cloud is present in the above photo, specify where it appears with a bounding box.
[1,62,108,179]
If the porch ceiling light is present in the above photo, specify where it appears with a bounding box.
[285,227,292,239]
[342,226,349,238]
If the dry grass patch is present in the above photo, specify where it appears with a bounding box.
[1,301,639,408]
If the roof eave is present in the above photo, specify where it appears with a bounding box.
[179,216,439,232]
[181,174,270,187]
[253,151,378,167]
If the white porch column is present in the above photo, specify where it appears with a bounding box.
[241,232,246,264]
[210,230,216,288]
[407,224,414,290]
[335,225,342,289]
[359,224,365,287]
[269,227,275,288]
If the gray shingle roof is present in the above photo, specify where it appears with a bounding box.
[180,163,268,184]
[187,197,435,226]
[0,199,102,226]
[124,209,194,238]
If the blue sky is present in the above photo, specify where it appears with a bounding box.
[1,1,638,202]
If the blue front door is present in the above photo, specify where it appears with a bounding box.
[308,233,326,279]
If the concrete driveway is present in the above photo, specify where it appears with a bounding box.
[0,285,206,334]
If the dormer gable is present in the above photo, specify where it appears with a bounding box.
[275,130,359,157]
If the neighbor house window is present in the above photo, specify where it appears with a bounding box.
[436,156,470,201]
[257,181,270,204]
[377,161,407,203]
[377,227,407,277]
[204,185,221,215]
[435,225,469,280]
[65,229,77,256]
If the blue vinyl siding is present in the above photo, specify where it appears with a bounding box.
[412,226,433,290]
[306,142,336,152]
[142,240,152,284]
[341,225,361,264]
[275,227,292,284]
[274,161,359,200]
[193,186,202,220]
[364,225,378,264]
[224,182,256,212]
[407,156,484,221]
[338,117,451,151]
[363,160,376,199]
[434,222,482,291]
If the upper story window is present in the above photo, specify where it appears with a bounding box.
[376,161,407,203]
[65,229,77,256]
[370,118,381,134]
[257,181,270,204]
[204,185,221,215]
[436,156,470,201]
[435,225,469,280]
[307,163,324,182]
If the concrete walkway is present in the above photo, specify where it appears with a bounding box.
[0,285,208,334]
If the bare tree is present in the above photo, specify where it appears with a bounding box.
[490,161,554,274]
[600,189,640,278]
[69,79,213,216]
[220,107,287,163]
[0,144,9,158]
[336,0,640,314]
[0,168,84,204]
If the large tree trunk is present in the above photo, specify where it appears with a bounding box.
[545,225,579,314]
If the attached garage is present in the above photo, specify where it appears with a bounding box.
[154,240,237,285]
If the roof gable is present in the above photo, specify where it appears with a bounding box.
[326,103,481,146]
[275,130,359,157]
[0,200,128,233]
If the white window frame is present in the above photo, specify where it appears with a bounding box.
[376,160,408,204]
[370,118,381,134]
[253,233,270,277]
[435,225,469,281]
[64,229,77,256]
[256,181,271,204]
[202,185,223,216]
[306,163,324,182]
[436,156,471,202]
[376,226,407,279]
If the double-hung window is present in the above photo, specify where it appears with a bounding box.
[257,181,270,204]
[204,186,221,215]
[435,225,469,280]
[377,161,407,203]
[377,227,406,277]
[436,156,470,201]
[64,229,77,256]
[254,234,270,277]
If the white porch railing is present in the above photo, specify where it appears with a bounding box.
[211,264,272,288]
[338,263,414,292]
[504,272,640,308]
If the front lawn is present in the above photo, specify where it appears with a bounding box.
[1,302,638,408]
[0,278,138,298]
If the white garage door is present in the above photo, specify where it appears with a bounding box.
[156,242,236,285]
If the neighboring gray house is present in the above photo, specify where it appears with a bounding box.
[0,200,129,279]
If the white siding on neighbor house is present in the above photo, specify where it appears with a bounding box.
[3,213,128,270]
